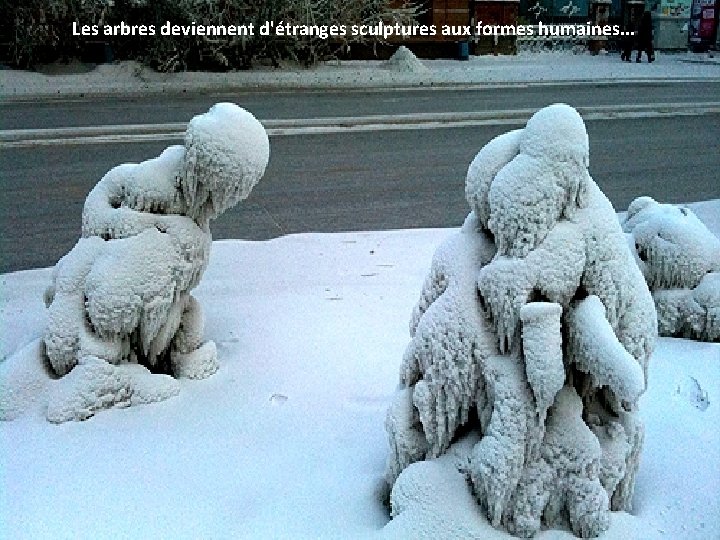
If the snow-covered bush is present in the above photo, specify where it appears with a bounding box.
[384,104,657,538]
[42,103,269,422]
[622,196,720,341]
[2,0,113,68]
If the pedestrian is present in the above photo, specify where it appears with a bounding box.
[620,22,634,61]
[636,11,655,62]
[620,9,639,62]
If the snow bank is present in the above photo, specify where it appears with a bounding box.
[2,53,719,98]
[384,104,657,538]
[623,197,720,341]
[36,103,269,422]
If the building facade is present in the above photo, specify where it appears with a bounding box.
[407,0,710,52]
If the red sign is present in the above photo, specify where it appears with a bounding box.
[689,0,719,45]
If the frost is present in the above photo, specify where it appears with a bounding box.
[384,104,657,538]
[466,130,522,230]
[40,103,269,422]
[486,104,590,258]
[623,197,720,341]
[171,341,219,380]
[388,216,496,472]
[566,296,645,406]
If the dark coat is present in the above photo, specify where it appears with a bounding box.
[637,12,653,48]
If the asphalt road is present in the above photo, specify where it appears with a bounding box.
[1,82,719,273]
[3,81,720,130]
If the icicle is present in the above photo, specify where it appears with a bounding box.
[520,302,564,424]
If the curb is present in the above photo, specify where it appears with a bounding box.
[2,77,720,102]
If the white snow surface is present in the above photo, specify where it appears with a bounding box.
[1,52,719,97]
[0,203,718,538]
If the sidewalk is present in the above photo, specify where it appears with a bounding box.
[2,50,719,99]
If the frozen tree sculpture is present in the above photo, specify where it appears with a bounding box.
[623,196,720,341]
[384,104,657,538]
[42,103,269,422]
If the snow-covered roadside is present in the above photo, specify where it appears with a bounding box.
[2,51,720,99]
[0,201,718,539]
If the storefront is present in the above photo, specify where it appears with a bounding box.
[654,0,693,49]
[688,0,720,50]
[473,0,520,54]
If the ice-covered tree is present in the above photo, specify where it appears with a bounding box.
[623,196,720,342]
[384,104,657,538]
[41,103,269,422]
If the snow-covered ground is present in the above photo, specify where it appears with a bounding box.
[0,201,717,539]
[2,50,720,98]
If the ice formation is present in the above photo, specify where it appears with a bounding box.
[384,104,657,538]
[41,103,269,422]
[622,196,720,341]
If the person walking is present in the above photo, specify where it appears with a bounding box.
[636,11,655,62]
[620,26,634,61]
[620,11,638,61]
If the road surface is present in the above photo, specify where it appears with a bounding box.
[1,81,719,272]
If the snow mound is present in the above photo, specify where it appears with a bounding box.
[387,46,429,74]
[623,197,720,341]
[46,357,180,423]
[384,434,658,540]
[383,435,491,539]
[35,103,269,422]
[93,60,148,79]
[384,104,657,538]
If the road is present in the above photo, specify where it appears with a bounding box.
[1,81,719,273]
[3,81,720,129]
